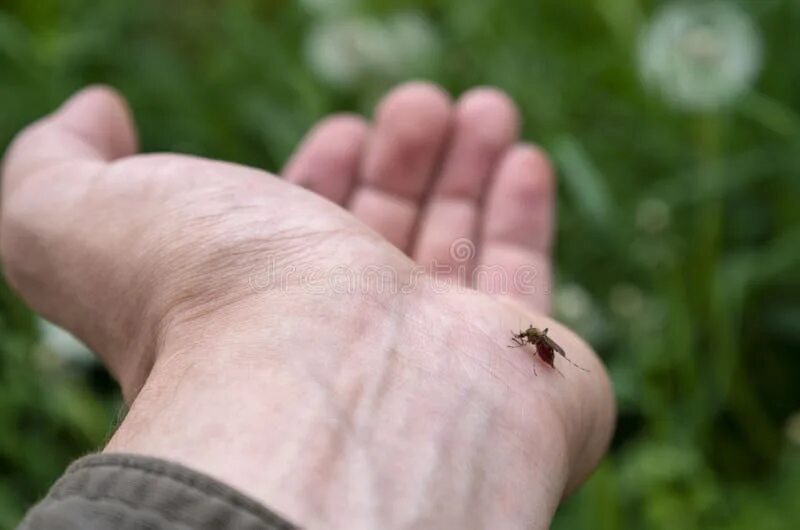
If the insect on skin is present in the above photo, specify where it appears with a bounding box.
[509,326,589,376]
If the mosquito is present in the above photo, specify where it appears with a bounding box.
[509,326,589,376]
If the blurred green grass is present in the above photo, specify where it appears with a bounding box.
[1,0,799,528]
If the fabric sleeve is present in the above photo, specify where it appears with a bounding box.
[18,453,298,530]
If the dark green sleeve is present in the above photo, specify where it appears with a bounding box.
[18,453,298,530]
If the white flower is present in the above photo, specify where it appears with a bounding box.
[638,1,762,111]
[305,11,439,89]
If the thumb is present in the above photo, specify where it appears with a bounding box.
[1,85,138,195]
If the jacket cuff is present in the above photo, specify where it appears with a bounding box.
[19,453,298,529]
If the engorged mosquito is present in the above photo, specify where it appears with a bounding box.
[509,326,589,376]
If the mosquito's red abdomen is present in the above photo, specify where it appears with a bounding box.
[537,341,556,368]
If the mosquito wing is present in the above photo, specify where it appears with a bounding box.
[541,334,566,357]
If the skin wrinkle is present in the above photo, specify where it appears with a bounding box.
[473,404,541,528]
[399,386,487,529]
[81,167,232,396]
[361,341,403,433]
[330,289,511,526]
[277,290,491,527]
[2,159,103,201]
[340,396,382,526]
[108,354,189,450]
[242,393,310,512]
[322,290,407,429]
[57,119,115,160]
[137,349,353,526]
[157,226,350,343]
[347,313,405,525]
[255,387,323,512]
[464,406,492,530]
[403,291,532,386]
[2,143,101,193]
[2,167,158,401]
[256,298,404,525]
[294,385,359,524]
[381,301,465,390]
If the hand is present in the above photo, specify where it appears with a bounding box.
[1,85,614,529]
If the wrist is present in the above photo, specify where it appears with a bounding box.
[106,284,598,529]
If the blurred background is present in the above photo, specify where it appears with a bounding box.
[1,0,799,528]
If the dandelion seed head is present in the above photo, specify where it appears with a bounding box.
[638,1,762,111]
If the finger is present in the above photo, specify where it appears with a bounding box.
[2,85,137,193]
[282,114,369,205]
[348,82,451,251]
[413,88,518,280]
[477,145,555,313]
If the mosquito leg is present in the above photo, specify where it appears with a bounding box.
[563,356,590,372]
[553,348,590,372]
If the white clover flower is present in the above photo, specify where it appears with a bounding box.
[638,1,762,111]
[305,11,439,89]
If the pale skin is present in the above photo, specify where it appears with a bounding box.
[0,84,615,529]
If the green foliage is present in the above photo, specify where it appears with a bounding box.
[1,0,799,528]
[0,281,119,526]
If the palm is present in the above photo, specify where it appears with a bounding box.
[284,83,555,313]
